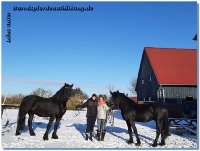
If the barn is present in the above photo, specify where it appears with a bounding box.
[135,47,197,103]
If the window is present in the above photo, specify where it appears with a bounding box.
[160,89,164,98]
[149,76,152,82]
[142,80,144,85]
[157,87,165,102]
[176,95,181,102]
[186,96,193,101]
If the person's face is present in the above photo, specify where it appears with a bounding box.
[99,97,105,103]
[92,96,96,101]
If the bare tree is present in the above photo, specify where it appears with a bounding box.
[32,88,53,98]
[71,88,88,100]
[1,93,24,105]
[129,79,137,95]
[107,84,115,92]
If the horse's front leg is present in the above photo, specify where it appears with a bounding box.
[52,116,62,139]
[28,113,35,136]
[152,119,162,147]
[130,119,141,146]
[43,116,55,141]
[126,120,133,144]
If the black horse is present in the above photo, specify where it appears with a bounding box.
[109,91,169,147]
[15,83,73,141]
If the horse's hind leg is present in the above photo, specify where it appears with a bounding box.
[52,116,62,139]
[126,121,133,144]
[152,120,162,147]
[130,120,141,146]
[43,116,55,141]
[28,112,35,136]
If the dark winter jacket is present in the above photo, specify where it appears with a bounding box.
[77,98,97,117]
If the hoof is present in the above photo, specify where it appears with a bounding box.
[85,135,88,141]
[135,142,141,146]
[127,139,133,144]
[159,142,165,146]
[52,134,58,139]
[152,143,157,147]
[15,132,20,136]
[89,138,93,141]
[43,135,49,141]
[30,132,36,136]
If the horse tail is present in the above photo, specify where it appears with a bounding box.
[162,109,170,138]
[16,98,28,135]
[15,108,25,135]
[18,107,26,130]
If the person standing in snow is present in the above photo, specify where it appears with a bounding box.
[96,95,110,141]
[76,94,97,141]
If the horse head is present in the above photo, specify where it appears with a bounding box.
[109,90,121,109]
[63,83,73,99]
[54,83,73,102]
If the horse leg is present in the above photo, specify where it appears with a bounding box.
[152,120,162,147]
[16,111,26,135]
[52,116,62,139]
[130,120,141,146]
[160,131,166,146]
[43,116,55,141]
[126,120,133,144]
[159,110,169,146]
[28,112,35,136]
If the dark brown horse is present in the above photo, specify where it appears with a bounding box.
[15,83,73,141]
[109,91,169,147]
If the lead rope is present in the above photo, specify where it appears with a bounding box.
[68,99,80,117]
[107,109,114,127]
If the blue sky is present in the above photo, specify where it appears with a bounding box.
[2,2,197,97]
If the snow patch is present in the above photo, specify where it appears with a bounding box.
[1,109,197,149]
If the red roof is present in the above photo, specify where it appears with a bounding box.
[145,47,197,85]
[128,96,138,102]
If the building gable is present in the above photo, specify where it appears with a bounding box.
[136,47,197,102]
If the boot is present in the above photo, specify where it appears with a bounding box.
[101,131,106,141]
[89,132,93,141]
[97,130,101,141]
[85,133,89,141]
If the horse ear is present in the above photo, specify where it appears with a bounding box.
[64,83,67,86]
[70,84,73,88]
[110,91,113,95]
[117,90,119,93]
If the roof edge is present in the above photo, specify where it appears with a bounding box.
[144,47,197,51]
[159,84,197,86]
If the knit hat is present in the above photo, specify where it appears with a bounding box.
[92,93,97,97]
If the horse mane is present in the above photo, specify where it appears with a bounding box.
[52,85,67,102]
[118,92,137,105]
[53,86,64,98]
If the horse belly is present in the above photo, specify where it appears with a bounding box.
[135,112,153,122]
[32,104,58,117]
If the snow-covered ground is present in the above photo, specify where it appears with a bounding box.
[1,109,197,149]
